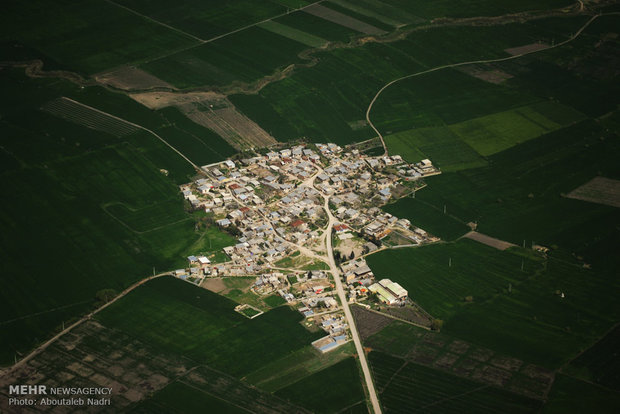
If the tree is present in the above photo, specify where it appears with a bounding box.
[431,319,444,331]
[95,289,117,304]
[349,251,355,260]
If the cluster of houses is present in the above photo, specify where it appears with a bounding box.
[172,142,438,350]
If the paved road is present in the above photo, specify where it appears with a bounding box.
[321,193,382,414]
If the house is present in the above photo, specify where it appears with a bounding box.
[290,219,307,231]
[334,224,349,233]
[224,160,235,169]
[216,218,232,227]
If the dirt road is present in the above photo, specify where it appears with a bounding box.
[4,272,172,376]
[366,12,616,157]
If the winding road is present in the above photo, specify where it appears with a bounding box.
[366,12,616,157]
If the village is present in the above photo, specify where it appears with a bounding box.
[174,142,440,353]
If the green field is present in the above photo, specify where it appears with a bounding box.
[382,197,470,240]
[369,351,542,414]
[275,357,366,413]
[409,121,620,249]
[0,70,236,364]
[259,20,327,48]
[366,235,620,368]
[130,381,248,414]
[372,0,573,20]
[562,325,620,390]
[385,127,487,172]
[275,10,361,42]
[1,0,197,74]
[228,15,589,144]
[449,102,586,156]
[141,26,307,89]
[96,277,322,376]
[542,374,620,414]
[366,240,541,318]
[115,0,288,40]
[244,343,355,392]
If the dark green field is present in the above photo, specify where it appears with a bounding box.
[367,236,620,368]
[542,374,620,414]
[141,26,307,89]
[130,381,248,414]
[0,70,235,365]
[369,351,542,414]
[375,0,573,20]
[275,357,366,413]
[382,197,470,240]
[562,325,620,391]
[96,277,322,376]
[228,16,587,144]
[1,0,197,74]
[366,240,541,318]
[115,0,290,40]
[409,121,620,249]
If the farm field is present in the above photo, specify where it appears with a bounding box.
[275,10,361,42]
[382,197,470,240]
[384,127,487,172]
[542,374,620,414]
[369,0,574,20]
[0,70,236,365]
[366,240,541,319]
[258,20,327,48]
[114,0,291,40]
[243,343,355,392]
[228,15,588,144]
[129,381,248,414]
[95,276,322,377]
[1,0,197,74]
[275,357,366,413]
[369,351,542,413]
[409,120,620,249]
[562,325,620,391]
[141,26,307,89]
[366,233,620,369]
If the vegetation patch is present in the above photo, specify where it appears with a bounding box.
[382,197,470,240]
[258,21,327,48]
[369,351,542,414]
[275,357,366,413]
[96,277,322,376]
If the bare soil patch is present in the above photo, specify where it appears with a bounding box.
[566,176,620,208]
[457,64,514,84]
[178,98,277,150]
[351,305,394,341]
[472,365,513,387]
[505,43,549,56]
[201,277,227,293]
[129,91,224,110]
[490,355,523,372]
[95,66,176,91]
[447,340,470,355]
[464,231,517,251]
[434,352,460,370]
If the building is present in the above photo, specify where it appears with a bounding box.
[369,279,408,305]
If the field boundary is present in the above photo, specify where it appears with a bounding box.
[58,97,200,171]
[101,202,193,234]
[2,273,172,373]
[366,12,619,156]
